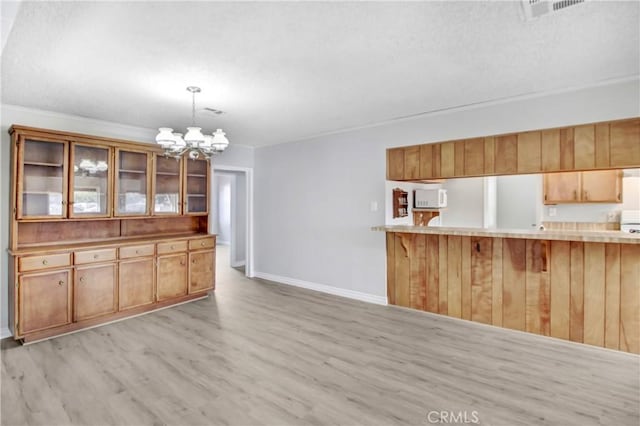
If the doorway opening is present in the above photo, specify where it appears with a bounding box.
[212,166,253,277]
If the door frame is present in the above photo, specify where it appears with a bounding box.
[211,165,254,278]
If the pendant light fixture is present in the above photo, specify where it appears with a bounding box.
[156,86,229,160]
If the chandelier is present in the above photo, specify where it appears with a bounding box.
[155,86,229,160]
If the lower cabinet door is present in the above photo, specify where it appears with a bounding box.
[189,250,215,294]
[157,254,188,301]
[74,264,117,321]
[18,269,72,335]
[119,258,155,310]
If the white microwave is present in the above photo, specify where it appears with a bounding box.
[414,189,447,208]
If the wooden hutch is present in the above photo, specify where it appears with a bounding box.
[8,125,215,343]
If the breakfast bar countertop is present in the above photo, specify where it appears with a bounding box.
[372,225,640,244]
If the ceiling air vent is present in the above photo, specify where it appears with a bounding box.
[201,107,224,115]
[521,0,585,20]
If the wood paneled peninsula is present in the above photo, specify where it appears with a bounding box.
[374,225,640,354]
[8,125,215,343]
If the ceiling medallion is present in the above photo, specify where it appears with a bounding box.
[155,86,229,160]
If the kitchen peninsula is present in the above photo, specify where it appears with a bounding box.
[378,117,640,354]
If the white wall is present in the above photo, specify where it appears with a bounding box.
[440,177,486,228]
[0,104,254,337]
[253,79,640,300]
[496,174,543,229]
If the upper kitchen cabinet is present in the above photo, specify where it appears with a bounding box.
[387,148,405,180]
[543,170,622,205]
[580,170,622,203]
[184,159,209,215]
[115,149,151,216]
[16,136,69,219]
[610,118,640,168]
[403,146,420,180]
[69,143,112,218]
[386,118,640,181]
[153,155,182,215]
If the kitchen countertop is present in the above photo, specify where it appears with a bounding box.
[372,225,640,244]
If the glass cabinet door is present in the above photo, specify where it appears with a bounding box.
[116,150,150,216]
[70,144,111,217]
[18,138,68,219]
[185,159,208,214]
[153,155,182,215]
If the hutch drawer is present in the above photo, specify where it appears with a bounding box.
[120,244,155,259]
[19,253,72,272]
[157,241,188,255]
[189,237,215,250]
[74,248,117,265]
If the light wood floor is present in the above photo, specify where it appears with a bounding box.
[2,245,639,426]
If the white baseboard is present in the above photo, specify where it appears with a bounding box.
[217,240,230,246]
[254,272,388,306]
[1,327,12,339]
[231,260,246,268]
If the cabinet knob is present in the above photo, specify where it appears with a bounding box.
[135,250,140,255]
[58,280,64,286]
[42,259,48,265]
[94,254,99,259]
[201,242,205,246]
[170,245,175,250]
[79,277,86,283]
[192,259,197,264]
[180,261,185,266]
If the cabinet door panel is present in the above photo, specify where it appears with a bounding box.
[74,264,117,321]
[517,131,541,173]
[574,125,595,170]
[119,258,154,310]
[454,141,465,177]
[440,142,455,178]
[559,128,575,170]
[494,135,517,174]
[541,129,560,171]
[581,170,622,203]
[18,269,72,334]
[403,146,420,180]
[464,138,484,176]
[189,250,215,293]
[18,138,68,219]
[157,254,188,301]
[594,123,610,168]
[543,172,580,204]
[483,137,495,174]
[154,155,182,215]
[386,148,404,180]
[610,119,640,168]
[419,144,433,179]
[115,149,150,216]
[185,159,209,214]
[70,143,111,218]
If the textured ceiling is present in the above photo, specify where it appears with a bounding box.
[2,1,639,146]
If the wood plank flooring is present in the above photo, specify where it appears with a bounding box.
[1,245,639,426]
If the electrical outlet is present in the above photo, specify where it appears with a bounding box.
[548,207,557,217]
[607,211,619,223]
[370,201,378,212]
